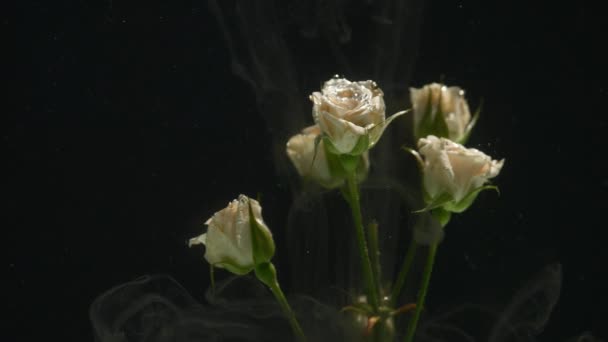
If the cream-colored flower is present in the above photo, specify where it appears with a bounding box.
[286,125,338,188]
[286,125,369,188]
[189,195,274,275]
[418,135,504,212]
[312,77,401,155]
[410,83,472,143]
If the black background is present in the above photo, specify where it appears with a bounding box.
[7,0,608,341]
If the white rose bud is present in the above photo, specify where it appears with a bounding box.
[189,195,275,275]
[286,125,369,188]
[311,77,404,156]
[418,135,504,213]
[410,83,474,144]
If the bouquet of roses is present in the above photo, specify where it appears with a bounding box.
[188,77,504,342]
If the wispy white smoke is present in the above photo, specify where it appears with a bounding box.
[89,264,588,341]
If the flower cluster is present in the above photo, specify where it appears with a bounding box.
[409,82,504,220]
[286,77,406,188]
[188,77,505,342]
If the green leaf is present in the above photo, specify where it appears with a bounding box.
[248,201,275,265]
[444,185,499,213]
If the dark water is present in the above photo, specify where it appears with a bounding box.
[7,0,608,341]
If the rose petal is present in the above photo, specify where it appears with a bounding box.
[205,223,253,268]
[188,233,206,247]
[317,110,367,154]
[419,136,455,199]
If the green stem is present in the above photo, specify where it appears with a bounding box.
[209,265,216,295]
[404,242,438,342]
[390,239,417,307]
[268,281,307,342]
[367,221,382,300]
[256,263,307,342]
[345,174,380,310]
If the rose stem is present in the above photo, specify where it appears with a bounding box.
[389,239,418,307]
[345,174,380,310]
[367,221,382,300]
[268,282,307,342]
[403,242,438,342]
[209,265,216,296]
[257,263,307,342]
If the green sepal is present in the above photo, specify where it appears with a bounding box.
[323,110,407,157]
[430,207,452,227]
[414,192,454,213]
[459,98,482,145]
[322,135,339,155]
[401,146,424,171]
[323,134,369,157]
[254,262,278,288]
[310,140,345,189]
[248,201,275,265]
[443,185,499,213]
[311,133,323,170]
[339,186,352,205]
[338,153,361,174]
[368,109,409,148]
[417,91,449,140]
[325,142,347,179]
[318,141,368,188]
[349,134,371,156]
[354,154,369,183]
[389,303,417,317]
